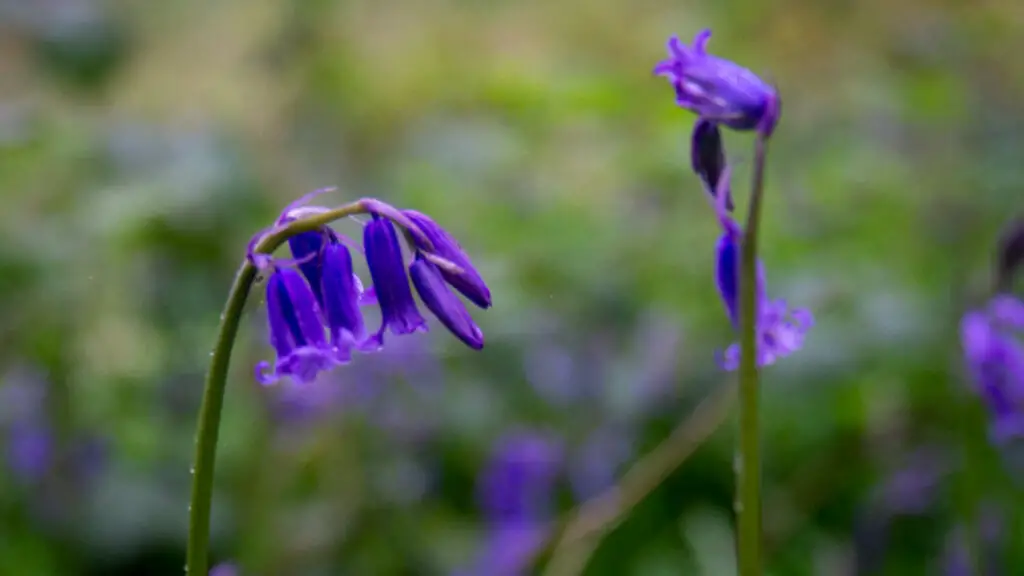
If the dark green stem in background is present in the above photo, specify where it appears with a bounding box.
[540,382,738,575]
[736,130,770,576]
[185,199,439,575]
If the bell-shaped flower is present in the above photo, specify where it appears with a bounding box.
[363,214,428,348]
[654,29,778,133]
[691,118,733,211]
[409,255,484,349]
[287,230,330,304]
[403,210,492,309]
[319,241,368,359]
[255,266,340,385]
[710,169,812,370]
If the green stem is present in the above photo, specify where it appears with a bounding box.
[186,260,258,576]
[539,382,738,576]
[186,198,404,575]
[736,130,769,576]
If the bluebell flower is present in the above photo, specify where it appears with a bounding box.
[691,118,732,210]
[710,170,812,370]
[410,254,484,349]
[654,29,779,133]
[255,266,341,385]
[961,294,1024,442]
[287,230,330,303]
[363,214,428,348]
[403,210,492,309]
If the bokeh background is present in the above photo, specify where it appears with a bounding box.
[2,0,1023,574]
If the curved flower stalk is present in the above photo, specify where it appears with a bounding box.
[655,27,805,576]
[187,193,492,576]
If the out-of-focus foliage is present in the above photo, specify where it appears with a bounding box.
[1,0,1023,574]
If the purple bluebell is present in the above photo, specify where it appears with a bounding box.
[961,294,1024,442]
[403,210,492,309]
[410,255,484,349]
[363,214,428,348]
[286,228,368,358]
[691,118,732,210]
[710,170,812,370]
[654,29,779,133]
[255,266,340,385]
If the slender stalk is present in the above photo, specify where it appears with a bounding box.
[186,260,258,576]
[540,382,737,576]
[186,199,397,575]
[736,129,770,576]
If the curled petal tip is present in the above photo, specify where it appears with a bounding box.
[255,361,279,386]
[693,29,712,54]
[666,35,685,58]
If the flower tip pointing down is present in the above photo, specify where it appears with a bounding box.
[411,256,485,350]
[258,267,342,386]
[364,214,429,345]
[402,210,493,309]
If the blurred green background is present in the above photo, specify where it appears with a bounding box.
[1,0,1023,574]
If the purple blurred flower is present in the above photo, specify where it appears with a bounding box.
[209,563,239,576]
[363,213,428,348]
[410,255,484,349]
[479,432,562,525]
[654,29,778,133]
[465,431,562,576]
[255,266,341,385]
[961,294,1024,442]
[404,210,492,309]
[7,420,52,482]
[709,171,812,370]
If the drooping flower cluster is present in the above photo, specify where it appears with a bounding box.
[250,192,491,386]
[961,294,1024,442]
[655,29,811,370]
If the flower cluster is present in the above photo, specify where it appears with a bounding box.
[250,193,491,386]
[655,29,811,370]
